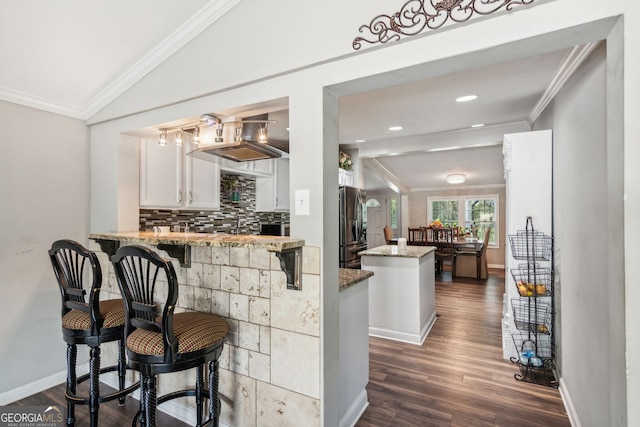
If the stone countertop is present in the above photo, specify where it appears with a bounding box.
[359,244,436,259]
[339,268,373,292]
[89,231,304,252]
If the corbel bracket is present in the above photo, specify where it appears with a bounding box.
[276,248,302,291]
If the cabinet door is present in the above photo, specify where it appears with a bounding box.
[274,158,290,210]
[140,138,182,208]
[185,138,221,209]
[255,159,290,212]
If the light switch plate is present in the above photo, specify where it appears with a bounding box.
[294,189,310,215]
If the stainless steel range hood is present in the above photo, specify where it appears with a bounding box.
[187,114,289,163]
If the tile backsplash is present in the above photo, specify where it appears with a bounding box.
[140,174,289,234]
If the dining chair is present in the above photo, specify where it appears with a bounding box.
[407,227,425,245]
[384,225,393,244]
[433,228,455,274]
[454,227,491,279]
[111,245,228,427]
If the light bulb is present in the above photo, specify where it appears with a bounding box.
[175,131,183,146]
[158,130,167,146]
[257,125,268,143]
[193,126,200,145]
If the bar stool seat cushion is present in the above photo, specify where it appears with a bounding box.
[127,312,228,356]
[62,299,126,330]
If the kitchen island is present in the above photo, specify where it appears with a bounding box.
[360,245,437,345]
[87,231,322,427]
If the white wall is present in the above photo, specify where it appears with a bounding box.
[534,42,626,427]
[0,100,89,400]
[85,1,640,425]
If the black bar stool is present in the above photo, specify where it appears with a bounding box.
[49,239,140,426]
[111,245,228,427]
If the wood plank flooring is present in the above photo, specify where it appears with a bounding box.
[356,268,570,427]
[11,269,569,426]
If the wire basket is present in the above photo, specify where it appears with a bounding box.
[508,230,552,261]
[511,333,554,369]
[511,264,553,297]
[511,298,552,335]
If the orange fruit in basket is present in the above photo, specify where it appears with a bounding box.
[535,284,547,295]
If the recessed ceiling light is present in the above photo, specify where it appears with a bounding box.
[456,94,478,103]
[355,139,366,143]
[388,126,403,131]
[471,123,485,128]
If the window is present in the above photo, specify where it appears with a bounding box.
[389,197,398,229]
[427,195,498,246]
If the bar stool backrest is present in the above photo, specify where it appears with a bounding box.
[111,245,179,364]
[49,239,104,336]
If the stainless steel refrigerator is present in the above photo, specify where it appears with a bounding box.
[339,185,367,269]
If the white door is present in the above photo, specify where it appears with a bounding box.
[366,198,386,248]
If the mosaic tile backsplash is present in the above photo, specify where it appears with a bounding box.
[140,174,290,234]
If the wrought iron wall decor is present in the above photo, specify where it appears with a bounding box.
[353,0,536,50]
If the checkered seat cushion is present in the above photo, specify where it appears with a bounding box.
[127,312,228,356]
[62,299,126,330]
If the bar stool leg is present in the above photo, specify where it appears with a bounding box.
[66,344,77,427]
[195,365,204,427]
[89,345,100,427]
[117,338,126,405]
[209,360,220,427]
[142,375,157,427]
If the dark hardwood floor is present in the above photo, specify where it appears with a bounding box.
[12,269,569,427]
[357,268,570,427]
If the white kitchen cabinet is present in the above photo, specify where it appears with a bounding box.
[338,168,354,186]
[219,159,273,177]
[255,158,289,211]
[140,136,220,210]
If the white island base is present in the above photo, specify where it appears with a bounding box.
[361,245,437,345]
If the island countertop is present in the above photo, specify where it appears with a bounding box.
[359,244,436,259]
[339,268,373,292]
[89,231,304,252]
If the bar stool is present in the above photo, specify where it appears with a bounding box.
[111,245,228,427]
[49,239,139,426]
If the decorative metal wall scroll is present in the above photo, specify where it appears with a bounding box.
[353,0,536,50]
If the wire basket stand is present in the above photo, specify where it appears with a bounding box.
[508,216,557,388]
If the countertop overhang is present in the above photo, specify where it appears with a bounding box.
[339,268,373,292]
[89,231,304,252]
[359,244,436,259]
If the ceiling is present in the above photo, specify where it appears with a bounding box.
[0,1,580,194]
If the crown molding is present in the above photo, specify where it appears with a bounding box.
[82,0,243,120]
[0,86,84,119]
[410,183,505,192]
[529,41,601,124]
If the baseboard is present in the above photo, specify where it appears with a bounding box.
[488,263,505,270]
[369,312,436,345]
[339,389,369,427]
[558,378,581,427]
[0,363,88,406]
[101,372,232,427]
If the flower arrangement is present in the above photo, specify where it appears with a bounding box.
[429,219,443,228]
[339,150,353,171]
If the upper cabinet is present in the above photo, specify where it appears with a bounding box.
[256,158,290,212]
[140,135,220,210]
[219,159,274,177]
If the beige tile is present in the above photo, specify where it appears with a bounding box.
[240,268,260,296]
[249,297,270,326]
[194,287,212,313]
[256,381,320,427]
[228,345,249,376]
[270,270,287,298]
[259,270,271,298]
[270,329,320,398]
[211,247,230,265]
[271,274,320,336]
[211,289,230,318]
[230,293,249,322]
[187,262,204,287]
[238,321,260,352]
[249,351,270,383]
[202,263,221,290]
[224,319,239,347]
[249,248,271,269]
[178,284,195,310]
[259,326,271,355]
[192,246,212,264]
[302,246,320,275]
[230,247,250,267]
[221,266,240,293]
[219,370,256,427]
